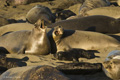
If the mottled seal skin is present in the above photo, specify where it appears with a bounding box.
[48,15,120,34]
[103,50,120,80]
[0,19,51,55]
[0,65,70,80]
[79,0,110,16]
[26,4,55,25]
[86,7,120,19]
[48,26,120,54]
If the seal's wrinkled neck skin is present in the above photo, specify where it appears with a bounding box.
[52,26,64,44]
[25,19,50,55]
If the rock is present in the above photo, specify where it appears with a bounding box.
[56,62,102,75]
[0,65,70,80]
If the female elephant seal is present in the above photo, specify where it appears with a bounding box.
[48,15,120,33]
[79,0,110,16]
[85,7,120,19]
[102,50,120,80]
[26,4,55,25]
[0,19,51,55]
[48,26,120,54]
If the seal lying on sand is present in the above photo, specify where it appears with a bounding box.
[48,15,120,33]
[0,65,70,80]
[0,23,51,36]
[102,50,120,80]
[79,0,110,16]
[48,26,120,54]
[26,4,55,25]
[85,7,120,19]
[0,19,51,55]
[5,0,52,6]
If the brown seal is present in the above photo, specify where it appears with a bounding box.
[79,0,110,16]
[48,15,120,33]
[26,4,55,25]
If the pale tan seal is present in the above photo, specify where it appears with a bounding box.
[0,19,51,55]
[102,50,120,80]
[48,26,120,53]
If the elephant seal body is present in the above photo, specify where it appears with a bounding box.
[48,26,120,54]
[0,23,51,36]
[0,65,70,80]
[0,20,51,55]
[48,15,120,33]
[0,23,34,36]
[86,7,120,19]
[79,0,110,16]
[26,4,55,25]
[102,50,120,80]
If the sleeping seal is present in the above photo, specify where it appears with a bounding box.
[0,19,51,55]
[79,0,110,16]
[48,15,120,33]
[48,26,120,54]
[103,50,120,80]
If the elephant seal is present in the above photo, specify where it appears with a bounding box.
[26,4,55,25]
[48,15,120,33]
[79,0,110,16]
[85,7,120,19]
[0,65,70,80]
[0,19,51,55]
[5,0,52,6]
[0,23,51,36]
[102,50,120,80]
[48,26,120,54]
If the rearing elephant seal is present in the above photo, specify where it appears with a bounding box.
[0,19,51,55]
[102,50,120,80]
[48,26,120,53]
[26,4,55,25]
